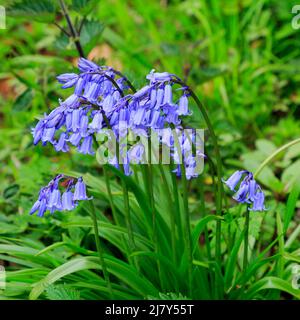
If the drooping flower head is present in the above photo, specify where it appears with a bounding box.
[31,59,127,157]
[31,59,204,179]
[30,175,91,217]
[223,170,266,211]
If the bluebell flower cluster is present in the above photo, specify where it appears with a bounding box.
[223,170,266,211]
[32,58,203,178]
[32,59,126,156]
[30,175,91,217]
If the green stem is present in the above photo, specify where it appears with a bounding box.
[173,83,224,296]
[89,201,113,299]
[158,165,177,269]
[100,113,136,259]
[173,80,224,268]
[120,174,135,251]
[243,207,250,271]
[147,137,165,290]
[180,163,193,297]
[170,166,183,242]
[254,137,300,179]
[103,166,120,225]
[171,126,193,296]
[58,0,85,58]
[187,90,223,264]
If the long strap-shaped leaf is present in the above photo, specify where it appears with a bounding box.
[29,256,159,300]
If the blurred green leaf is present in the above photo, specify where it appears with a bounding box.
[9,55,65,69]
[71,0,99,15]
[53,32,70,51]
[13,89,33,112]
[284,183,300,232]
[3,184,20,199]
[282,159,300,191]
[79,19,104,46]
[8,0,57,23]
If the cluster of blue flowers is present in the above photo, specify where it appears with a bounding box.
[30,175,90,217]
[32,59,126,156]
[223,170,266,211]
[31,58,204,179]
[30,59,267,215]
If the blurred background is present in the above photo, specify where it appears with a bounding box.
[0,0,299,299]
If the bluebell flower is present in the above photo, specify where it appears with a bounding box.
[41,127,56,144]
[73,177,91,201]
[55,132,69,152]
[128,144,145,164]
[69,132,82,147]
[233,179,250,203]
[222,170,246,191]
[78,135,94,155]
[89,111,103,132]
[78,58,100,72]
[178,95,190,116]
[62,180,77,211]
[250,191,266,211]
[223,170,267,211]
[146,70,173,83]
[57,73,79,89]
[47,188,62,213]
[30,175,90,217]
[62,190,76,211]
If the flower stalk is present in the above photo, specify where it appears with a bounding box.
[89,200,113,299]
[243,207,250,271]
[58,0,85,58]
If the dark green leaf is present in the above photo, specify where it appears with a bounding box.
[8,0,57,23]
[80,19,104,46]
[13,89,33,112]
[71,0,99,15]
[3,184,20,199]
[53,32,70,51]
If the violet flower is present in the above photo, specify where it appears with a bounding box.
[223,170,267,211]
[30,175,90,217]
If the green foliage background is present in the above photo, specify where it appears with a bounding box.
[0,0,299,300]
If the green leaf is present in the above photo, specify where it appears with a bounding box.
[12,89,33,112]
[3,184,20,199]
[8,0,57,23]
[282,160,300,192]
[29,256,100,299]
[284,183,300,232]
[256,139,277,157]
[244,277,300,299]
[191,215,223,254]
[224,230,245,291]
[147,292,189,300]
[30,256,158,300]
[80,19,104,46]
[53,32,70,51]
[9,55,65,69]
[46,284,81,300]
[71,0,99,15]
